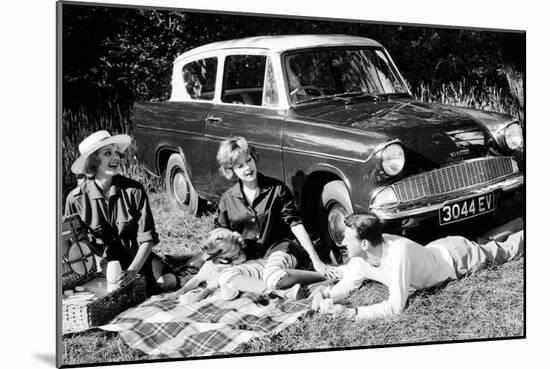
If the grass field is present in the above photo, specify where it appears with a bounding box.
[61,82,525,366]
[61,192,524,366]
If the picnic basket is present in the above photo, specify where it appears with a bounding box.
[62,275,147,334]
[61,214,147,334]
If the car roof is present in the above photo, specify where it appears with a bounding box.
[174,34,383,62]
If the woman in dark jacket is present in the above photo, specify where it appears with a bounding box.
[64,130,176,293]
[214,136,336,300]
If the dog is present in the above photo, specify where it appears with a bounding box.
[169,228,246,304]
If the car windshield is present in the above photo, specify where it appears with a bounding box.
[284,47,409,105]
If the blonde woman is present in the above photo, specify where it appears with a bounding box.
[214,136,337,300]
[64,131,177,293]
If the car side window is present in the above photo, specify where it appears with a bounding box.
[262,57,279,107]
[182,57,217,100]
[222,55,273,107]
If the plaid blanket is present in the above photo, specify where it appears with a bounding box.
[100,292,311,357]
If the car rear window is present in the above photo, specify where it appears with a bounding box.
[181,57,217,100]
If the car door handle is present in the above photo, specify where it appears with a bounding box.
[205,116,223,125]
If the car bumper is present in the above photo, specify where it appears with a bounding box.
[370,173,524,225]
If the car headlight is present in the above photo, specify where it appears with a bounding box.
[381,143,405,176]
[504,123,523,151]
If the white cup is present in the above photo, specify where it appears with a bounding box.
[106,261,122,284]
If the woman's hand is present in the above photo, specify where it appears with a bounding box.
[117,269,138,286]
[291,224,339,278]
[312,258,338,278]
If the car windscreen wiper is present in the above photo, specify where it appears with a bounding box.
[294,91,380,105]
[294,94,341,105]
[329,91,381,105]
[378,92,413,99]
[333,90,380,100]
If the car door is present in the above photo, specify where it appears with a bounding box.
[203,52,287,199]
[169,55,218,195]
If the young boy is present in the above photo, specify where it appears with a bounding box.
[312,213,524,320]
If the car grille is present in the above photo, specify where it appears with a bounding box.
[392,157,518,202]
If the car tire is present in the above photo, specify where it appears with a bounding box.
[165,153,205,216]
[316,180,353,265]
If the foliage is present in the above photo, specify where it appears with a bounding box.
[415,80,524,123]
[62,3,525,113]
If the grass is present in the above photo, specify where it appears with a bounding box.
[61,82,525,365]
[236,259,523,352]
[415,80,524,123]
[62,260,525,364]
[61,193,524,366]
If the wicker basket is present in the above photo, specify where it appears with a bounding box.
[62,275,147,334]
[61,214,148,334]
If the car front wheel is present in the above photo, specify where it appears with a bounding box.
[165,153,205,216]
[317,180,353,264]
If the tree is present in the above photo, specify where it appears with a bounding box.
[62,4,525,113]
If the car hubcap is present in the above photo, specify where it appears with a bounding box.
[327,203,348,247]
[173,170,190,205]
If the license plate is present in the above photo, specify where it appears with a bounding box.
[439,192,495,225]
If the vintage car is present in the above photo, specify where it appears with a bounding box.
[134,34,524,262]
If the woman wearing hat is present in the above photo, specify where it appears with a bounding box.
[64,130,177,293]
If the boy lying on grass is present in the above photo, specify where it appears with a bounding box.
[311,213,524,320]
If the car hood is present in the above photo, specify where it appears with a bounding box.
[293,99,492,170]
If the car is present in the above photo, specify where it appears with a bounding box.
[134,34,524,262]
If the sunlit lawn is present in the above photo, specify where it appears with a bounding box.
[61,192,524,366]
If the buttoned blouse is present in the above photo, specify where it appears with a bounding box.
[214,173,302,259]
[64,175,159,257]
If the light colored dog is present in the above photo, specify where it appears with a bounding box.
[169,228,246,303]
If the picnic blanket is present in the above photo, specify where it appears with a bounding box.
[100,292,311,357]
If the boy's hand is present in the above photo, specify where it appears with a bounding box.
[311,291,324,311]
[319,301,356,319]
[310,285,329,310]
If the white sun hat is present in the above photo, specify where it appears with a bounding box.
[71,130,132,174]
